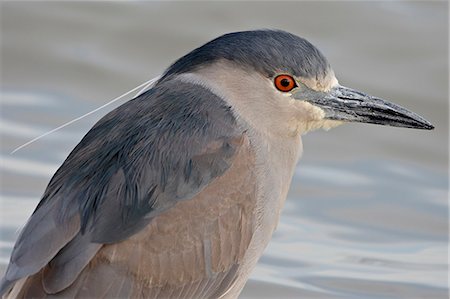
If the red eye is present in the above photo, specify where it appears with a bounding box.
[274,74,296,92]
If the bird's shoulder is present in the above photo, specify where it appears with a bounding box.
[1,79,254,296]
[46,78,244,241]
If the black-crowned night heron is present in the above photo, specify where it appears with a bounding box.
[1,30,433,299]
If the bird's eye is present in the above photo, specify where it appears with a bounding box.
[274,75,296,92]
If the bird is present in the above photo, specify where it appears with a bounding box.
[0,29,434,299]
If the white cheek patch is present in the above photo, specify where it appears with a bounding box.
[321,119,344,131]
[303,101,326,120]
[299,119,344,135]
[290,100,326,121]
[287,100,344,134]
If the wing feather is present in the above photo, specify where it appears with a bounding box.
[68,135,257,298]
[42,232,102,294]
[1,78,247,297]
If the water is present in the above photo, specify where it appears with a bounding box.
[0,1,448,298]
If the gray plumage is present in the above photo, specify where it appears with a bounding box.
[0,29,433,299]
[1,79,244,295]
[162,29,331,80]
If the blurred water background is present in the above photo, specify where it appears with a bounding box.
[0,1,448,298]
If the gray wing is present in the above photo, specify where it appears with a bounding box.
[13,135,257,299]
[0,79,245,295]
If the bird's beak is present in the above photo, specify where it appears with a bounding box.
[295,85,434,130]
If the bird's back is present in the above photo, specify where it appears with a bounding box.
[10,134,258,299]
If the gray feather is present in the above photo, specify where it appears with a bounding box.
[42,232,102,294]
[162,29,331,80]
[0,78,243,295]
[1,200,79,291]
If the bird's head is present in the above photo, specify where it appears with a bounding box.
[159,30,434,137]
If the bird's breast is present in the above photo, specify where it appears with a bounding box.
[221,132,303,297]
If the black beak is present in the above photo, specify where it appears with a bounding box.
[297,85,434,130]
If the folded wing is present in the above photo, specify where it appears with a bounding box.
[0,79,248,297]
